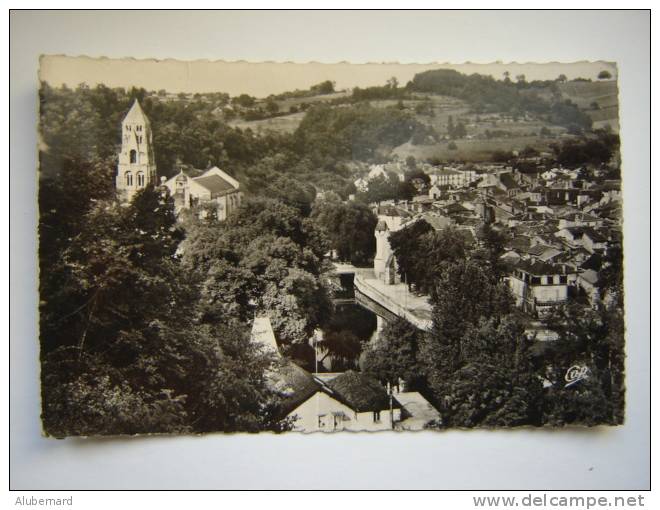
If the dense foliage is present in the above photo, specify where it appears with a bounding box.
[362,318,425,391]
[311,193,377,265]
[388,223,470,293]
[409,69,593,130]
[552,130,620,167]
[383,226,624,428]
[294,103,436,163]
[40,188,285,436]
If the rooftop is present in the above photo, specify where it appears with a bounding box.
[193,174,237,196]
[515,259,568,276]
[327,370,398,413]
[122,99,151,126]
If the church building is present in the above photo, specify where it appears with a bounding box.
[115,99,242,219]
[162,166,243,219]
[115,99,157,201]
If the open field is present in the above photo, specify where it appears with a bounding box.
[559,80,619,109]
[228,111,306,134]
[227,82,614,146]
[274,90,351,111]
[227,91,351,134]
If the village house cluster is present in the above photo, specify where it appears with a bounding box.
[363,156,622,319]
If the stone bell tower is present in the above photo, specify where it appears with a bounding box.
[116,99,157,201]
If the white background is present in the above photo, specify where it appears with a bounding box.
[9,9,650,490]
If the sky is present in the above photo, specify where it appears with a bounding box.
[39,56,617,98]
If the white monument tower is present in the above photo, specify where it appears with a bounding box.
[116,99,157,201]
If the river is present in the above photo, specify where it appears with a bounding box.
[317,273,381,372]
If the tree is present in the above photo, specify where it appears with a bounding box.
[413,228,471,294]
[311,199,377,265]
[425,314,542,428]
[181,196,333,346]
[556,74,567,83]
[310,80,335,95]
[447,115,455,138]
[265,99,279,115]
[453,121,467,139]
[360,173,400,205]
[261,174,317,216]
[421,259,513,381]
[40,187,287,436]
[387,76,399,89]
[404,167,430,191]
[388,219,434,288]
[232,94,256,107]
[542,300,625,426]
[598,70,613,80]
[473,223,508,281]
[362,318,425,390]
[318,330,362,371]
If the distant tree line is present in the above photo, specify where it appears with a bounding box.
[551,130,620,167]
[294,103,437,163]
[408,69,593,131]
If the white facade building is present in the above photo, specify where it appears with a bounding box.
[162,166,243,219]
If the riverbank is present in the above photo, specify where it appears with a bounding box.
[354,271,433,331]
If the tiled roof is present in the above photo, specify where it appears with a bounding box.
[499,173,519,190]
[527,244,555,257]
[515,259,567,276]
[417,213,451,231]
[377,205,411,218]
[327,371,397,412]
[507,235,532,252]
[272,360,321,417]
[193,174,237,196]
[581,227,607,243]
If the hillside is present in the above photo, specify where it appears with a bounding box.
[223,69,619,164]
[227,90,351,134]
[205,70,620,166]
[558,80,619,131]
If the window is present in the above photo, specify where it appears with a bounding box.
[125,171,133,186]
[373,411,381,423]
[126,125,131,131]
[531,276,541,285]
[137,135,143,144]
[129,150,137,164]
[137,172,145,187]
[559,275,567,284]
[136,125,142,132]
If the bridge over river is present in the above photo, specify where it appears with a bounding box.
[332,263,433,331]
